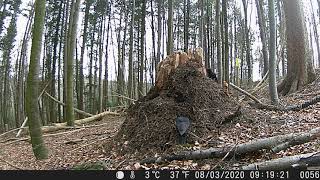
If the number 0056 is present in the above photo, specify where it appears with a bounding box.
[300,171,320,179]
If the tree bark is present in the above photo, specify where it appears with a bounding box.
[242,0,252,86]
[278,0,316,95]
[138,0,147,98]
[25,0,48,160]
[167,0,174,55]
[268,0,279,105]
[65,0,80,126]
[215,0,222,84]
[183,0,190,52]
[78,0,92,119]
[255,0,269,76]
[222,0,229,84]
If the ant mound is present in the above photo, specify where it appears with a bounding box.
[113,64,240,154]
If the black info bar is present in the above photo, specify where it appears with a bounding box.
[0,170,319,180]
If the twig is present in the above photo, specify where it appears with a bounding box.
[189,132,207,143]
[115,160,126,170]
[0,127,27,138]
[69,136,111,152]
[212,128,240,169]
[0,157,23,170]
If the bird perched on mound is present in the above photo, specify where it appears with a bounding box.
[175,116,191,144]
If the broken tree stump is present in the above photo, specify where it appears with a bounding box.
[155,48,207,91]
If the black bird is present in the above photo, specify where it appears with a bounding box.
[206,68,218,83]
[175,116,191,144]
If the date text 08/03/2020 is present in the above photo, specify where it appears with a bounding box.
[113,170,320,180]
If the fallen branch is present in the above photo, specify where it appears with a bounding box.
[41,111,120,133]
[45,91,93,117]
[251,70,269,93]
[111,91,137,102]
[229,83,264,105]
[229,83,280,111]
[0,126,27,138]
[242,152,320,170]
[284,95,320,111]
[141,127,320,164]
[230,82,320,112]
[16,83,49,137]
[16,117,28,138]
[64,139,85,145]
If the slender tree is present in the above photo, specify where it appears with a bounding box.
[242,0,252,86]
[222,0,229,84]
[128,0,135,99]
[309,0,320,67]
[268,0,279,104]
[183,0,190,52]
[65,0,81,126]
[255,0,269,76]
[215,0,222,84]
[78,0,92,118]
[25,0,48,159]
[156,0,162,75]
[167,0,174,55]
[138,0,147,98]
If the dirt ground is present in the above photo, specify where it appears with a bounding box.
[1,70,320,170]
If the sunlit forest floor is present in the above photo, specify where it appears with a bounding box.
[1,72,320,170]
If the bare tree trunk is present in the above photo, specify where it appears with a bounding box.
[268,0,279,105]
[167,0,174,55]
[215,0,222,84]
[138,0,147,98]
[278,0,316,95]
[309,0,320,67]
[242,0,252,86]
[222,0,229,84]
[156,0,162,78]
[65,0,81,126]
[183,0,190,52]
[78,0,92,118]
[104,3,112,110]
[15,6,34,128]
[25,0,48,159]
[255,0,269,76]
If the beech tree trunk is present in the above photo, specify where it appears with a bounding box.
[25,0,48,160]
[278,0,316,95]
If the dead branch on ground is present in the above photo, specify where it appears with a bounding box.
[242,152,320,170]
[140,127,320,164]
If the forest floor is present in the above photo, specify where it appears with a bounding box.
[1,74,320,170]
